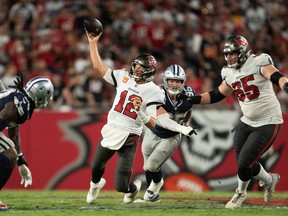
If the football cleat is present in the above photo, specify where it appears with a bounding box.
[86,178,106,204]
[123,180,142,204]
[0,201,8,211]
[259,173,280,202]
[225,189,247,209]
[143,190,160,202]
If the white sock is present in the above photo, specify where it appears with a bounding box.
[254,164,272,184]
[147,179,164,194]
[237,175,250,194]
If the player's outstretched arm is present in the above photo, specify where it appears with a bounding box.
[156,107,196,137]
[8,126,32,188]
[177,81,232,104]
[262,64,288,93]
[86,32,109,78]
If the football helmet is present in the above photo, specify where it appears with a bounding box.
[223,35,250,68]
[163,64,186,96]
[129,53,157,82]
[24,76,54,109]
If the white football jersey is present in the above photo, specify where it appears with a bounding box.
[221,53,283,127]
[101,69,165,149]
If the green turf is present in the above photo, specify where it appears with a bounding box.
[1,190,287,215]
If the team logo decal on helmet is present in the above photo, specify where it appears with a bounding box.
[149,58,157,69]
[235,38,248,46]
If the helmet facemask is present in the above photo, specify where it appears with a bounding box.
[163,64,186,97]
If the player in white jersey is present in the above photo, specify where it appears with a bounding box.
[177,35,288,209]
[85,31,196,204]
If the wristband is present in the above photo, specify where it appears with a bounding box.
[17,153,28,166]
[138,110,150,124]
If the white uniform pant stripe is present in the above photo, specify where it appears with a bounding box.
[0,132,15,153]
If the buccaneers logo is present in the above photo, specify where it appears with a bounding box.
[149,57,157,69]
[236,38,247,46]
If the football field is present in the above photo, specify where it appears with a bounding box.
[1,190,287,215]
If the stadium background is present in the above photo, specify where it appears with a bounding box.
[1,0,288,191]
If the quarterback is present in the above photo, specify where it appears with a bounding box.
[85,31,196,204]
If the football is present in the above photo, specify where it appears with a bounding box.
[84,18,103,37]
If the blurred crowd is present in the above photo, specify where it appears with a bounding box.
[0,0,288,112]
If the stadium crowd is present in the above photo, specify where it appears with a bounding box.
[0,0,288,112]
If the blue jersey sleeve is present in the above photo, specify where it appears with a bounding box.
[0,89,32,129]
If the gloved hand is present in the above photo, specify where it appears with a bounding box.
[18,164,32,187]
[176,93,201,104]
[17,153,32,188]
[178,125,197,137]
[176,93,189,101]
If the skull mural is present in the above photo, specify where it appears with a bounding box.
[180,110,240,175]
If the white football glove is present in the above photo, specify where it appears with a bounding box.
[178,125,197,137]
[18,164,32,188]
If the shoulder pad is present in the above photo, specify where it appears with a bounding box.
[254,53,274,67]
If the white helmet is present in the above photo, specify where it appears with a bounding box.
[163,64,186,96]
[24,76,54,109]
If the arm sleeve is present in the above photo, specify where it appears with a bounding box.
[270,71,284,86]
[156,113,183,133]
[208,88,226,104]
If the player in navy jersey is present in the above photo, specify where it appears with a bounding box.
[85,31,197,204]
[178,35,288,209]
[138,64,196,202]
[0,74,54,211]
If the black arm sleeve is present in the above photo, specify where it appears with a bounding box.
[208,88,226,104]
[270,71,284,86]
